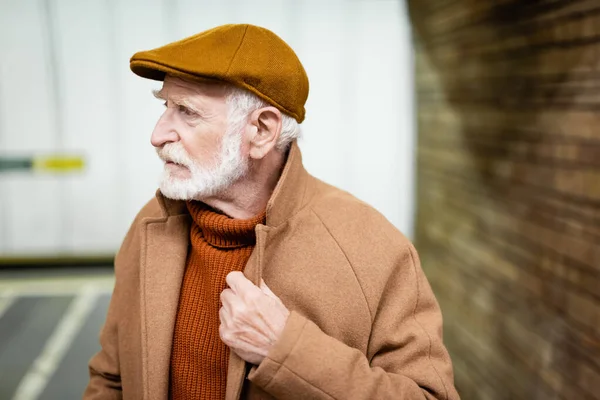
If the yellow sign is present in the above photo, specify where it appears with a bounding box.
[32,155,85,172]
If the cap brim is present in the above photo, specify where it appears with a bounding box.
[130,59,223,86]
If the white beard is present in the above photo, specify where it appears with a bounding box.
[156,127,248,200]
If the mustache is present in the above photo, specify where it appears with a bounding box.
[156,143,192,167]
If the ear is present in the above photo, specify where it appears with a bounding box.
[247,106,282,160]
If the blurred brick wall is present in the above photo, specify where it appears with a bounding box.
[407,1,600,399]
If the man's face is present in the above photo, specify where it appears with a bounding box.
[151,76,249,200]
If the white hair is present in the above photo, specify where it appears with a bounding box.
[225,86,301,151]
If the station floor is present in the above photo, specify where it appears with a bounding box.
[0,266,114,400]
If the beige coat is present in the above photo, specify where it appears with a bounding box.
[84,143,459,400]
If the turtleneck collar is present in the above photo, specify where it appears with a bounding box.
[186,201,266,249]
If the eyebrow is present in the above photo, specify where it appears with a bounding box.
[151,89,204,115]
[152,89,167,100]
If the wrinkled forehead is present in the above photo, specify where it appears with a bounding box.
[160,75,229,100]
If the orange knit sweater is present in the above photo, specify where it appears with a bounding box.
[169,201,266,400]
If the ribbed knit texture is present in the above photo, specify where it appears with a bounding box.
[169,201,266,400]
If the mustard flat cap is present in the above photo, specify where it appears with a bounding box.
[130,24,309,123]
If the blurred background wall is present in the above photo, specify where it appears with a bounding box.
[0,0,415,259]
[409,1,600,399]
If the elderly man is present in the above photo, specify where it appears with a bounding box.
[84,24,459,400]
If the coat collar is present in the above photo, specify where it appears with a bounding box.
[155,140,314,227]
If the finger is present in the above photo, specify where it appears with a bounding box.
[220,288,235,304]
[219,317,233,345]
[259,279,278,299]
[219,305,230,324]
[220,289,244,315]
[226,271,259,296]
[219,306,225,323]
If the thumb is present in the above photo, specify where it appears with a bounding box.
[260,279,278,299]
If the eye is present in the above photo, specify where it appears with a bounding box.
[177,104,196,117]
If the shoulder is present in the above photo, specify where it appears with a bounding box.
[114,196,164,267]
[121,197,165,244]
[310,180,411,251]
[307,181,416,311]
[135,196,165,221]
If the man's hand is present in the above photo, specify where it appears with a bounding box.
[219,271,290,365]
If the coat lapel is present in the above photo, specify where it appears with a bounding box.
[225,225,270,399]
[140,211,190,400]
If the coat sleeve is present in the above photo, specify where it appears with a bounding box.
[248,244,459,400]
[83,218,140,399]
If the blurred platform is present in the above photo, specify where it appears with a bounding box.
[0,267,114,399]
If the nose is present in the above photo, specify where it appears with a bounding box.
[151,110,179,148]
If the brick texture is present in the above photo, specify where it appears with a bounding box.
[408,1,600,399]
